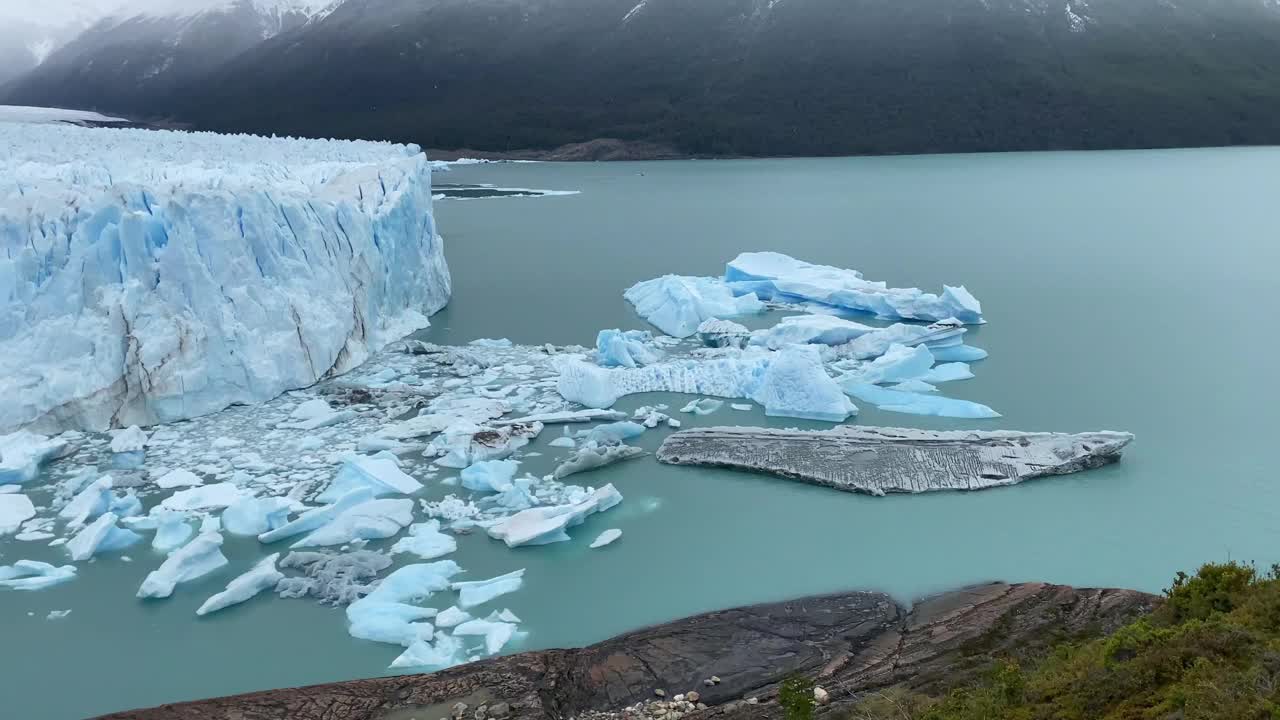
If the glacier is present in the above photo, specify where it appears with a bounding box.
[725,252,983,323]
[0,121,450,434]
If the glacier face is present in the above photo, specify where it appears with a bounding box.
[0,122,450,433]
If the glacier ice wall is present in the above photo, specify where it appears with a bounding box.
[0,123,450,433]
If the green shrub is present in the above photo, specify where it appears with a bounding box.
[779,676,817,720]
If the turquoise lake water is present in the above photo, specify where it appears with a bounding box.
[3,149,1278,719]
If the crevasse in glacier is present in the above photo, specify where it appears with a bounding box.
[0,121,450,433]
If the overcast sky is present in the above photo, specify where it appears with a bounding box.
[0,1,327,28]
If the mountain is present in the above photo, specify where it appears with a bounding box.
[0,1,118,86]
[7,0,1280,157]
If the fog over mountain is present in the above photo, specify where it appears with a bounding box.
[7,0,1280,158]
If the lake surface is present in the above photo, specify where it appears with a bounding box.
[4,149,1278,720]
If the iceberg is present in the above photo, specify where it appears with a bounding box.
[824,320,969,361]
[841,382,999,419]
[846,343,936,385]
[160,482,247,511]
[577,421,646,446]
[391,520,458,560]
[679,398,724,416]
[453,618,519,654]
[596,329,662,368]
[316,455,423,503]
[0,492,35,535]
[258,487,377,544]
[155,469,203,489]
[434,606,472,628]
[0,560,77,591]
[345,561,460,645]
[430,422,543,469]
[221,496,297,537]
[149,510,196,552]
[109,426,148,453]
[589,528,623,549]
[696,318,751,349]
[0,122,450,434]
[922,362,975,383]
[558,345,855,422]
[751,315,876,349]
[930,344,989,363]
[137,531,229,599]
[60,476,115,527]
[459,459,520,493]
[390,632,463,670]
[724,252,983,324]
[451,568,526,608]
[66,512,143,561]
[624,275,764,338]
[486,484,623,548]
[0,431,69,484]
[196,554,284,616]
[290,498,414,548]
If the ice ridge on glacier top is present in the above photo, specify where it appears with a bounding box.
[0,121,450,433]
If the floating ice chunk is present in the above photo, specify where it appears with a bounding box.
[578,421,645,445]
[110,426,148,453]
[278,400,356,430]
[460,460,520,493]
[66,512,143,561]
[148,510,196,552]
[922,362,975,383]
[317,455,423,503]
[548,436,577,449]
[680,398,724,416]
[383,398,511,440]
[155,469,203,489]
[731,403,753,411]
[196,554,284,616]
[697,318,751,348]
[624,275,765,338]
[930,344,988,363]
[725,252,983,323]
[161,482,247,512]
[827,320,968,361]
[852,344,936,385]
[596,329,663,368]
[137,532,229,599]
[751,345,858,422]
[391,632,463,670]
[453,618,519,654]
[841,382,1000,419]
[60,476,115,527]
[221,496,297,537]
[751,315,876,349]
[276,550,390,605]
[0,560,77,591]
[291,498,414,548]
[0,432,69,484]
[487,485,622,548]
[0,493,35,535]
[590,529,622,549]
[419,494,481,525]
[391,520,458,560]
[434,606,472,628]
[46,609,72,620]
[553,445,645,480]
[430,422,543,469]
[0,485,17,494]
[346,561,460,645]
[889,379,938,393]
[452,569,525,608]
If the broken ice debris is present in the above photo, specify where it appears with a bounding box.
[160,482,247,511]
[680,398,724,416]
[658,426,1134,495]
[434,606,472,628]
[221,496,297,537]
[493,409,628,426]
[453,617,520,654]
[137,532,229,599]
[257,487,376,544]
[577,421,645,446]
[0,560,77,591]
[391,520,458,560]
[696,318,751,348]
[553,445,646,480]
[841,382,998,419]
[589,529,623,549]
[390,631,463,670]
[196,554,284,616]
[596,329,663,368]
[66,512,143,561]
[724,252,983,324]
[624,275,765,338]
[345,560,460,645]
[0,431,70,485]
[430,422,543,469]
[317,455,423,503]
[278,400,355,430]
[452,568,525,608]
[155,469,204,489]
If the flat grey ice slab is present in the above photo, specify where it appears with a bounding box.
[656,426,1134,495]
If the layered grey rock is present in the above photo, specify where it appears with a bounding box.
[656,425,1133,495]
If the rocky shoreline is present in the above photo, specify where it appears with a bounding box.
[96,582,1154,720]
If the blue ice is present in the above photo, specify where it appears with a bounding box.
[137,532,229,599]
[460,459,520,493]
[66,512,143,561]
[577,421,645,446]
[222,496,296,537]
[452,568,525,608]
[257,487,376,544]
[596,329,663,368]
[624,275,764,338]
[317,455,423,503]
[346,561,461,646]
[290,498,415,548]
[0,560,77,591]
[841,382,1000,419]
[391,520,459,560]
[196,554,284,616]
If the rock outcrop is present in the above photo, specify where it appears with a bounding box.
[95,582,1154,720]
